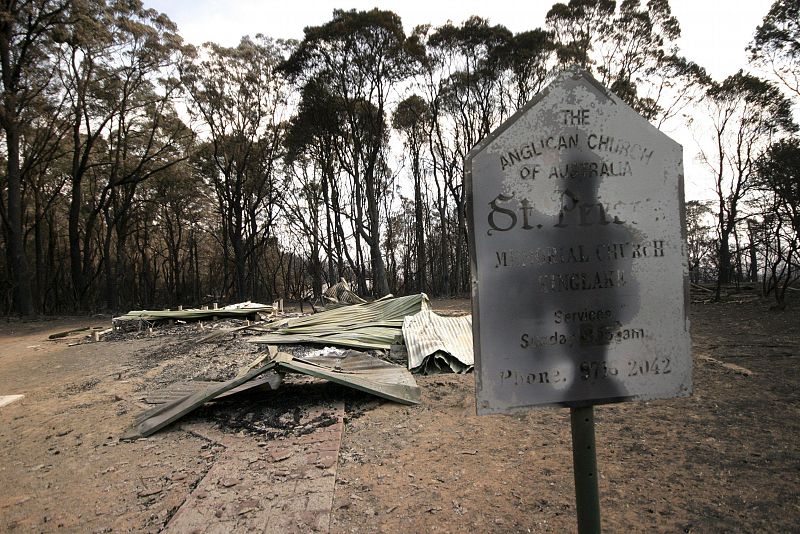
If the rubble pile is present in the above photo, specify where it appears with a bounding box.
[107,293,474,439]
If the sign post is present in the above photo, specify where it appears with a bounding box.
[570,406,600,533]
[465,67,692,532]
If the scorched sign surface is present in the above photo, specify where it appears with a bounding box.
[466,68,691,415]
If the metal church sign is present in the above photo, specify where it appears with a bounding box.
[466,67,691,415]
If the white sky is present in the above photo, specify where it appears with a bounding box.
[144,0,777,200]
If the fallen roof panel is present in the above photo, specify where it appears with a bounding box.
[124,350,420,439]
[248,293,429,350]
[282,350,421,405]
[142,373,283,405]
[115,301,272,323]
[403,310,474,374]
[123,362,279,439]
[324,278,367,305]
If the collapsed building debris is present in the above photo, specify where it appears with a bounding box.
[118,293,481,439]
[47,325,114,345]
[323,278,367,306]
[48,326,107,339]
[273,349,421,404]
[142,373,284,405]
[124,348,420,439]
[247,293,429,350]
[113,301,272,328]
[403,310,474,374]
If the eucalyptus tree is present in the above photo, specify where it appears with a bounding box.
[698,72,796,297]
[181,35,290,302]
[284,77,353,288]
[281,156,326,300]
[281,9,415,297]
[685,200,716,284]
[392,94,430,292]
[546,0,614,67]
[750,0,800,98]
[340,98,393,296]
[428,17,511,147]
[492,28,558,111]
[547,0,708,126]
[22,104,72,311]
[420,17,512,294]
[754,137,800,306]
[99,91,192,310]
[405,24,453,296]
[55,0,186,309]
[0,0,69,314]
[145,159,210,306]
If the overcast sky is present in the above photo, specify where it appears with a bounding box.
[146,0,771,81]
[143,0,777,200]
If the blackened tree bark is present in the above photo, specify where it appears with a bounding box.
[182,36,288,303]
[699,72,796,300]
[281,9,415,297]
[393,94,429,292]
[0,0,68,315]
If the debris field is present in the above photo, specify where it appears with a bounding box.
[0,294,798,533]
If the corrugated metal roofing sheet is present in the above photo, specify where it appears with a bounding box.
[114,304,271,322]
[323,278,367,304]
[142,373,283,404]
[123,349,420,439]
[247,294,429,350]
[285,350,421,404]
[403,311,474,374]
[123,361,278,439]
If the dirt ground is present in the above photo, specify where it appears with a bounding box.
[0,294,798,533]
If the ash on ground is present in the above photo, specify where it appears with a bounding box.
[117,319,389,438]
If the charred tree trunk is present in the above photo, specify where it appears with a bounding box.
[412,147,426,293]
[363,174,390,297]
[68,174,85,308]
[3,125,34,315]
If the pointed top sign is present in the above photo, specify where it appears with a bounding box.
[466,68,691,415]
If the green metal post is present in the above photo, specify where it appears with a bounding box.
[570,405,601,534]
